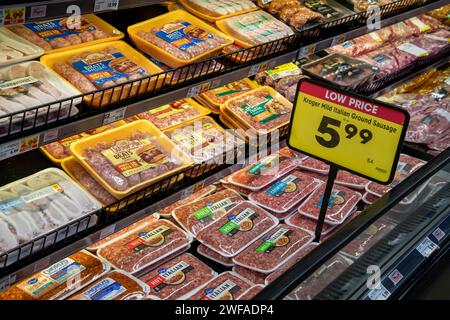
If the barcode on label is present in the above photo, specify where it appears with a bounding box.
[103,108,126,125]
[367,284,391,300]
[94,0,119,12]
[416,237,439,258]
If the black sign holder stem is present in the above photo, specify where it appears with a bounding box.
[314,164,338,242]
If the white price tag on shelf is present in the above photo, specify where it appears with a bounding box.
[187,82,212,98]
[0,275,15,292]
[94,0,120,12]
[298,43,317,59]
[43,129,59,144]
[331,34,346,47]
[432,227,445,241]
[416,237,439,258]
[30,5,47,19]
[0,134,40,161]
[103,108,126,125]
[100,224,116,239]
[248,62,272,77]
[367,284,391,300]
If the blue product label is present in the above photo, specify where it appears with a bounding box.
[0,198,25,214]
[82,278,127,300]
[24,18,96,41]
[316,190,346,209]
[155,21,212,52]
[266,175,298,197]
[72,52,146,87]
[373,54,391,63]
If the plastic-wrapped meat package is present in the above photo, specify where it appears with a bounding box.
[68,270,150,300]
[51,46,151,93]
[200,78,256,109]
[388,21,418,41]
[187,271,253,300]
[0,27,44,66]
[284,254,352,300]
[276,74,307,102]
[406,107,450,144]
[228,147,305,191]
[180,0,257,19]
[0,251,110,300]
[405,15,446,34]
[335,171,370,190]
[408,32,450,57]
[197,244,234,267]
[298,184,362,225]
[217,11,295,46]
[233,224,314,273]
[237,284,265,300]
[7,15,115,51]
[298,157,329,174]
[362,192,379,205]
[232,265,266,285]
[366,154,425,197]
[428,5,450,26]
[62,157,116,205]
[138,253,217,300]
[428,130,450,152]
[0,168,100,255]
[341,220,394,259]
[172,189,244,236]
[248,170,323,214]
[328,33,383,57]
[285,213,337,236]
[222,87,293,133]
[265,244,317,285]
[70,121,191,199]
[359,45,401,76]
[196,201,278,257]
[0,61,80,136]
[301,54,380,89]
[156,185,216,218]
[220,176,252,197]
[164,117,240,164]
[96,219,192,274]
[87,214,159,251]
[378,93,433,117]
[136,98,208,130]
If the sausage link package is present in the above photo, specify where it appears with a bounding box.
[136,98,210,131]
[197,244,234,267]
[8,14,124,54]
[228,147,306,191]
[0,168,101,255]
[0,27,44,67]
[298,184,362,225]
[232,265,266,285]
[0,61,81,137]
[237,284,265,300]
[0,251,110,300]
[265,244,318,285]
[41,41,164,108]
[87,213,160,252]
[97,219,192,274]
[157,185,216,218]
[179,0,258,21]
[232,224,314,273]
[41,121,126,165]
[68,270,151,300]
[128,10,233,68]
[284,254,352,300]
[70,120,193,199]
[248,170,323,214]
[215,10,294,47]
[196,201,278,257]
[173,189,244,236]
[365,154,426,199]
[187,271,253,300]
[221,86,293,135]
[139,253,217,300]
[164,116,241,164]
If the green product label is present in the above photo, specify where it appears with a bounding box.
[218,208,256,236]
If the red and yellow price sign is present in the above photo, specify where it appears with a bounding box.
[288,79,409,184]
[3,7,25,25]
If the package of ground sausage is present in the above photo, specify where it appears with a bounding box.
[232,224,313,274]
[0,250,110,300]
[298,184,362,225]
[232,265,267,285]
[335,170,370,190]
[187,271,253,300]
[96,219,192,274]
[220,175,252,197]
[196,201,278,258]
[172,189,244,236]
[228,147,306,191]
[138,253,217,300]
[68,270,150,300]
[297,157,330,174]
[285,213,337,236]
[248,170,323,214]
[197,244,234,267]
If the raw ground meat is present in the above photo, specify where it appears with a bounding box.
[298,184,362,225]
[362,192,380,205]
[138,253,216,300]
[406,107,450,144]
[97,219,192,274]
[220,177,252,197]
[187,272,253,300]
[298,157,330,174]
[285,213,337,236]
[358,45,401,76]
[237,284,265,300]
[197,244,234,267]
[232,224,313,273]
[196,201,278,257]
[335,171,370,190]
[232,265,266,285]
[172,189,244,236]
